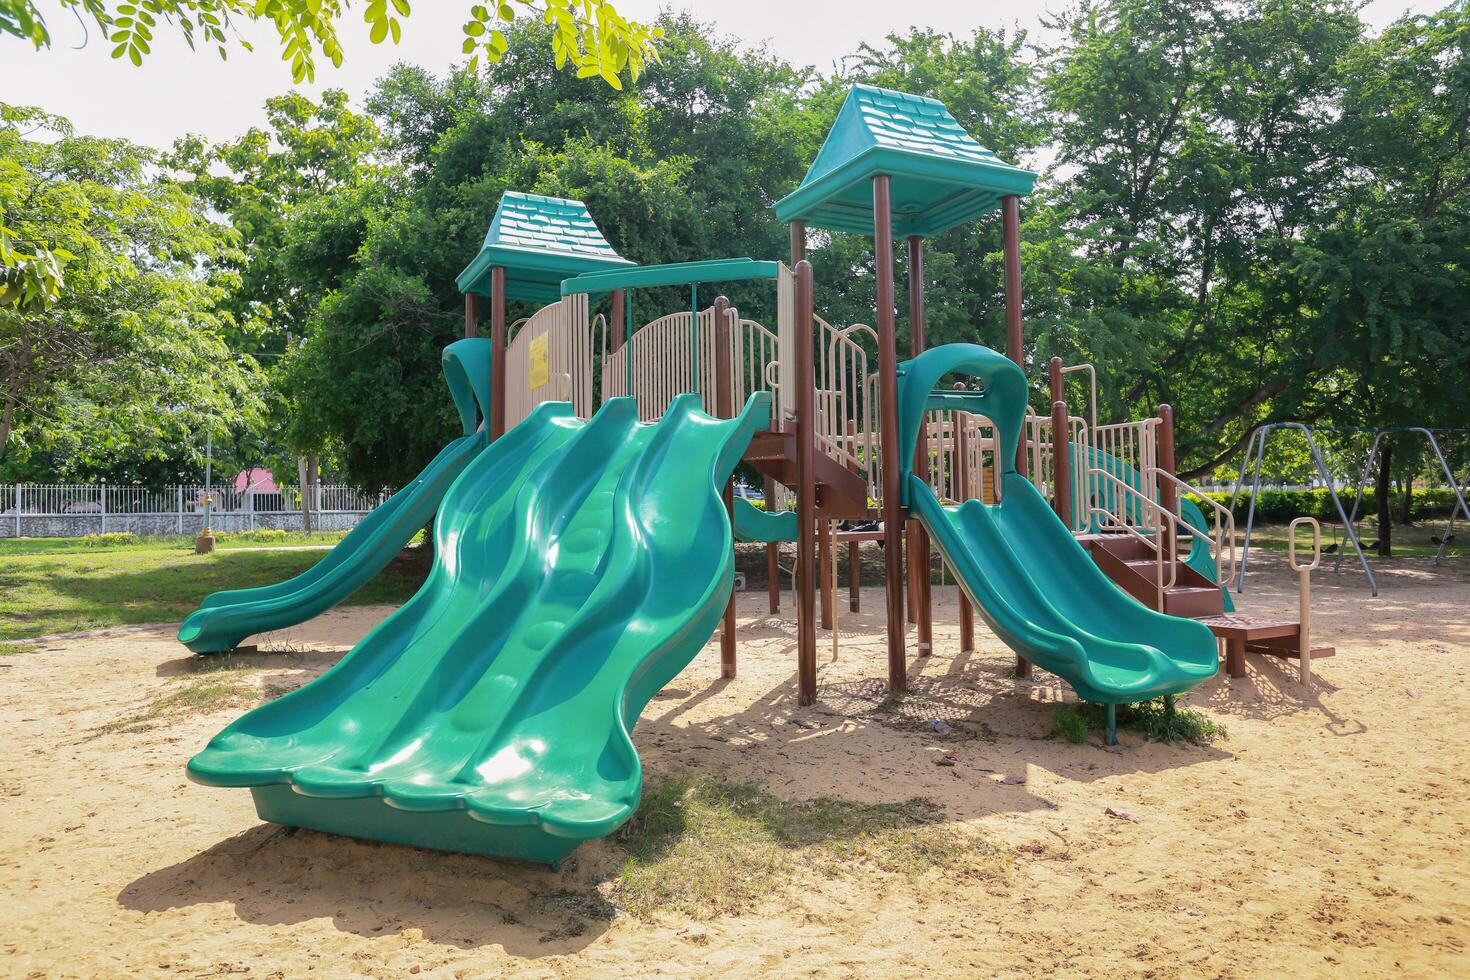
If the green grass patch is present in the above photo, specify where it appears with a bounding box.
[1052,699,1226,745]
[0,640,37,658]
[611,774,1007,920]
[0,543,421,642]
[1051,707,1090,743]
[0,530,352,557]
[92,673,263,737]
[1240,521,1464,559]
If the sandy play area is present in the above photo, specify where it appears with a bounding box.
[3,550,1468,978]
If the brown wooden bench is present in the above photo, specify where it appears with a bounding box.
[1195,613,1336,679]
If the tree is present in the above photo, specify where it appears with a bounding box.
[281,14,814,490]
[1,1,662,318]
[0,104,261,482]
[1,0,660,85]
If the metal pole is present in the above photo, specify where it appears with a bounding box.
[714,295,737,679]
[795,260,818,705]
[490,266,507,441]
[1414,428,1470,565]
[955,384,975,653]
[690,282,700,399]
[873,175,906,692]
[1235,426,1268,592]
[1002,195,1026,477]
[907,235,933,656]
[611,288,625,352]
[1297,425,1376,595]
[1337,430,1383,575]
[1001,194,1031,678]
[464,292,478,339]
[101,479,107,534]
[177,486,184,534]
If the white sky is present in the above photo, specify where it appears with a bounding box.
[7,0,1445,149]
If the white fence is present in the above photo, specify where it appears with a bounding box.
[2,483,390,538]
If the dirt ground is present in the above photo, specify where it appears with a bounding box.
[2,550,1468,978]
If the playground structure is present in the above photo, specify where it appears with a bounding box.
[1231,424,1470,597]
[182,85,1329,866]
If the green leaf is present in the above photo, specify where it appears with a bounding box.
[368,18,388,43]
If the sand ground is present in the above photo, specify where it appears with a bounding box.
[2,551,1468,978]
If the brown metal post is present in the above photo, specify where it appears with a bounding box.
[764,477,780,614]
[1002,195,1025,474]
[611,288,626,351]
[907,235,933,655]
[1158,403,1177,518]
[848,540,861,612]
[464,292,478,339]
[954,382,975,653]
[874,175,906,692]
[790,220,806,263]
[1052,400,1072,526]
[1001,195,1031,678]
[715,296,737,678]
[795,260,818,705]
[819,519,833,629]
[1049,355,1064,404]
[490,266,507,441]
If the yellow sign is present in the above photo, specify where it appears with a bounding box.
[528,332,549,389]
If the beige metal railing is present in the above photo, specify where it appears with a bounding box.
[1025,412,1090,532]
[600,304,778,423]
[816,316,879,497]
[1158,470,1237,586]
[1089,468,1178,607]
[1089,417,1160,529]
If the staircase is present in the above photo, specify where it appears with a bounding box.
[1079,533,1224,618]
[743,428,872,519]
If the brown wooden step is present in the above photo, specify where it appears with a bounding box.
[1161,586,1224,618]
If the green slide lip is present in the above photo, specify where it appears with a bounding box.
[177,339,493,654]
[898,343,1217,705]
[189,391,772,864]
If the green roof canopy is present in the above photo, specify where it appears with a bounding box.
[456,191,633,303]
[774,85,1036,238]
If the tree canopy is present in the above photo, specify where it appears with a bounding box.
[4,0,1467,500]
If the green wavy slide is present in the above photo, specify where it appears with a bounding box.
[898,344,1218,706]
[177,339,494,654]
[189,391,771,865]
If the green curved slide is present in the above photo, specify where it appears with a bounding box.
[177,339,494,654]
[189,391,771,865]
[898,344,1217,706]
[733,496,796,542]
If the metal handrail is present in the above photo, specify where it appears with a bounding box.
[1155,468,1237,586]
[1090,468,1178,607]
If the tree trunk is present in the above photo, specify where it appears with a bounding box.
[1375,441,1393,557]
[1399,477,1413,526]
[297,456,314,534]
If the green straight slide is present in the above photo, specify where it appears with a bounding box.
[189,391,771,865]
[177,339,494,654]
[898,344,1217,705]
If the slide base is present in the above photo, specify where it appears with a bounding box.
[251,786,580,866]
